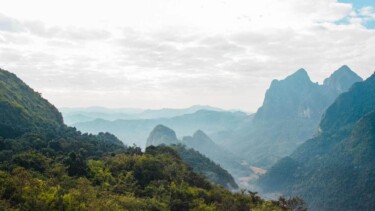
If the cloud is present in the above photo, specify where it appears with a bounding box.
[0,0,374,111]
[0,13,25,32]
[25,21,111,41]
[0,13,111,43]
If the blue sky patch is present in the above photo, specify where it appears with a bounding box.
[339,0,374,8]
[338,0,375,29]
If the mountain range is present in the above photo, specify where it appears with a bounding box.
[258,71,375,210]
[0,67,244,191]
[60,105,224,125]
[221,65,362,167]
[0,67,241,191]
[74,109,248,147]
[0,67,291,210]
[3,63,373,210]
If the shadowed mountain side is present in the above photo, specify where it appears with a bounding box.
[181,130,253,178]
[221,66,363,167]
[0,67,302,210]
[259,73,375,211]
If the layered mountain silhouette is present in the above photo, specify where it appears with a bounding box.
[74,109,248,147]
[0,68,241,192]
[146,124,239,189]
[259,73,375,210]
[0,68,64,138]
[0,68,289,210]
[61,105,223,125]
[225,65,362,167]
[181,130,252,178]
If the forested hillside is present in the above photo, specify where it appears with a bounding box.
[182,130,252,179]
[259,73,375,211]
[0,69,63,138]
[0,68,297,210]
[175,144,239,190]
[146,125,241,189]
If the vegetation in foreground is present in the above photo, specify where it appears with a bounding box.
[0,67,306,210]
[0,130,305,210]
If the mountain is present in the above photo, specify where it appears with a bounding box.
[174,145,239,190]
[0,68,63,138]
[74,109,248,147]
[182,130,218,150]
[181,130,253,179]
[139,105,223,119]
[259,73,375,211]
[146,124,179,147]
[254,68,325,120]
[145,125,240,189]
[60,105,223,125]
[226,66,362,167]
[323,65,363,94]
[0,68,289,210]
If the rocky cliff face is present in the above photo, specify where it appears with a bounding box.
[254,68,323,121]
[255,66,362,122]
[229,66,362,167]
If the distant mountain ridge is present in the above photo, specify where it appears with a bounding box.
[225,65,363,167]
[61,105,224,125]
[74,109,248,147]
[259,73,375,210]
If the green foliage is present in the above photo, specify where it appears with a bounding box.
[277,196,307,211]
[12,151,51,172]
[65,152,88,177]
[258,157,299,192]
[0,68,64,138]
[259,74,375,211]
[174,144,239,189]
[0,134,286,210]
[0,68,290,210]
[182,130,253,179]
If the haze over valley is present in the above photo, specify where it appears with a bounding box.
[0,0,375,210]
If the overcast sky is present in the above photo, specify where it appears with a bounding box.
[0,0,374,112]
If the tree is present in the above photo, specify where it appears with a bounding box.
[65,152,87,177]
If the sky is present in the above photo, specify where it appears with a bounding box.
[0,0,374,112]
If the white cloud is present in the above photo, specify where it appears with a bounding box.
[360,6,374,17]
[0,0,374,111]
